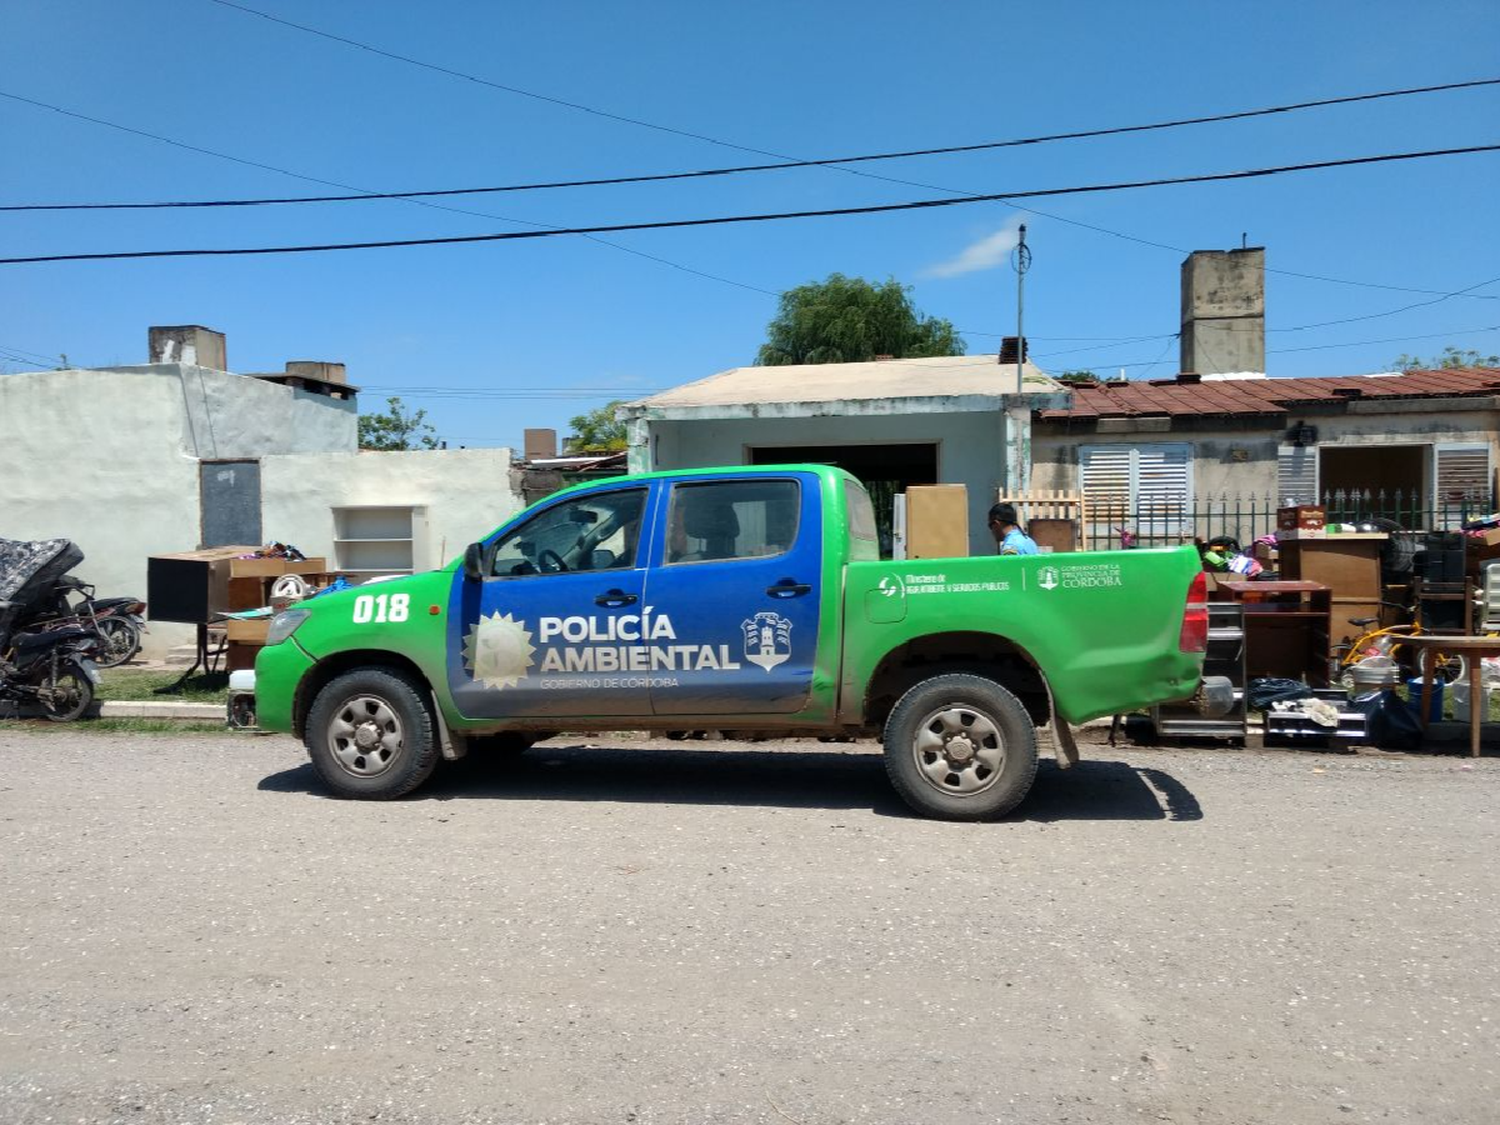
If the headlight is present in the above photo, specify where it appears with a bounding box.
[265,608,312,647]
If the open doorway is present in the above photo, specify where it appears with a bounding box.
[749,442,939,557]
[1319,445,1424,508]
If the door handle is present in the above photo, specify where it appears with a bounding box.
[595,589,638,607]
[766,579,812,598]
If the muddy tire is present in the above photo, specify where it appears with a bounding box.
[883,673,1038,821]
[304,669,439,799]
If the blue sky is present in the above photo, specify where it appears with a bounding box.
[3,0,1498,449]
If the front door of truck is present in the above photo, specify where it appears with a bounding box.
[446,485,655,719]
[642,474,821,716]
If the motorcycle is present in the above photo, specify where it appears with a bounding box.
[0,622,101,721]
[22,573,146,668]
[0,538,104,721]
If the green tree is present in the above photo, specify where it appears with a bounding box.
[567,401,627,453]
[756,274,964,366]
[358,396,439,451]
[1392,346,1500,371]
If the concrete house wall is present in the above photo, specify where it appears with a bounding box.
[641,409,1016,557]
[1030,395,1500,503]
[0,362,361,655]
[1,339,528,658]
[260,449,525,577]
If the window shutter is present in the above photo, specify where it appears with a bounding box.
[1434,443,1492,508]
[1277,444,1318,504]
[1080,444,1192,544]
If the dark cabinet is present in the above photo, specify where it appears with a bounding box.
[1213,580,1331,688]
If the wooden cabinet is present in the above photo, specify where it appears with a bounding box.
[901,486,969,559]
[1214,580,1331,688]
[1275,533,1386,646]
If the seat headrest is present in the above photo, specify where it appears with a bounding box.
[682,499,739,540]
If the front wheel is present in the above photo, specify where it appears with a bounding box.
[305,669,440,799]
[883,673,1039,821]
[32,663,94,722]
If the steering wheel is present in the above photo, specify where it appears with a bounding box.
[537,549,569,573]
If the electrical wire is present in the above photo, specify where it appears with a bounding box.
[8,76,1497,212]
[199,1,1500,301]
[6,88,1491,305]
[5,143,1495,266]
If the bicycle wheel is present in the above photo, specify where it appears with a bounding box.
[1434,653,1468,685]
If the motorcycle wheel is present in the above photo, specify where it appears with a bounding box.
[94,617,141,668]
[32,664,94,722]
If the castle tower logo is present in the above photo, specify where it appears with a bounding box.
[742,611,792,672]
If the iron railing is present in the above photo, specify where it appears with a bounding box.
[1086,489,1495,551]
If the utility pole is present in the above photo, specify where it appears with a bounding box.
[1011,224,1030,394]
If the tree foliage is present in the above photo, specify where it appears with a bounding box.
[756,274,964,366]
[1392,346,1500,371]
[1056,369,1100,385]
[567,401,628,453]
[358,396,439,451]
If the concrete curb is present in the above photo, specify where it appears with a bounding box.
[97,700,226,720]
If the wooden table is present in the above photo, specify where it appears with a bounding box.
[1402,634,1500,758]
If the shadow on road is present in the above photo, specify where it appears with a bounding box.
[259,742,1202,822]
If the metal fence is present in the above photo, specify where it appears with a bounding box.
[1086,489,1496,551]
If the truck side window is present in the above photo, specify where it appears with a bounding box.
[490,488,646,576]
[666,479,799,564]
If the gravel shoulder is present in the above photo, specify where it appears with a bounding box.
[1,728,1497,1124]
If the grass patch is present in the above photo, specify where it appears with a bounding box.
[95,669,228,705]
[2,718,230,734]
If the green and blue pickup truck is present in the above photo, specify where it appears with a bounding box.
[234,464,1228,820]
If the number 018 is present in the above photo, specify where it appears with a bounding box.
[352,592,410,624]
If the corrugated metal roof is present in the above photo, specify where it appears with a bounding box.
[629,353,1060,409]
[1039,368,1500,420]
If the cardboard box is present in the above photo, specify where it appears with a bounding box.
[904,485,969,559]
[224,618,270,644]
[228,557,328,578]
[1470,527,1500,548]
[1277,505,1325,532]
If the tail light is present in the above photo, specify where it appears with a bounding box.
[1179,570,1209,653]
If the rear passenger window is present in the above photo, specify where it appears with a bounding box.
[666,480,799,564]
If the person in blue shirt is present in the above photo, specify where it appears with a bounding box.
[988,502,1039,556]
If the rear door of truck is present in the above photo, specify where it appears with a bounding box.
[642,472,822,715]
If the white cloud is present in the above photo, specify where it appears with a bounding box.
[924,218,1026,279]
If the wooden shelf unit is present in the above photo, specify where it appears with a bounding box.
[332,506,426,580]
[1274,534,1386,654]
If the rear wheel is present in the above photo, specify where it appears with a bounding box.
[93,617,141,668]
[305,669,439,799]
[883,673,1038,821]
[31,664,94,722]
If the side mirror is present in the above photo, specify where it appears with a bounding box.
[462,542,485,582]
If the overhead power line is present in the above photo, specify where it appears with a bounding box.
[5,90,1490,305]
[5,143,1496,267]
[7,76,1498,212]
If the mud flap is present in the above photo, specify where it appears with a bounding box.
[1044,679,1080,769]
[429,689,467,760]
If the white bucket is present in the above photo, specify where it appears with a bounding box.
[1451,683,1491,723]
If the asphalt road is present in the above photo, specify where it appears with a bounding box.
[1,727,1497,1125]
